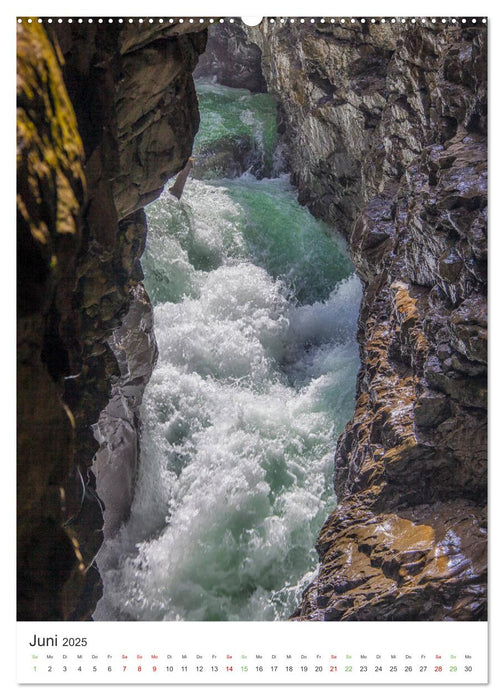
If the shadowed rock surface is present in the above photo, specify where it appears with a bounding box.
[194,21,267,93]
[17,19,207,620]
[17,21,87,621]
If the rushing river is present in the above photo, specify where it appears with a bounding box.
[95,82,362,621]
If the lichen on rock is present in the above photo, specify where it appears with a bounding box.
[17,18,208,620]
[17,20,89,620]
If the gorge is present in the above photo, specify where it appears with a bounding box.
[94,84,361,620]
[17,17,487,622]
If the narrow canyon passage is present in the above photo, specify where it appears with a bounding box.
[17,17,487,624]
[95,81,361,621]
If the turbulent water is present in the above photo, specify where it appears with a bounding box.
[194,81,279,174]
[95,82,361,621]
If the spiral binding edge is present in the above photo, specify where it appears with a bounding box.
[16,17,488,26]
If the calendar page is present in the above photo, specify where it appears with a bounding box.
[15,0,489,688]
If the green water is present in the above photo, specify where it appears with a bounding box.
[144,175,352,307]
[95,82,361,622]
[194,81,279,172]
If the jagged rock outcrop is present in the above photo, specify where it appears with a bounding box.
[245,20,487,620]
[17,18,207,620]
[194,21,267,93]
[92,284,158,538]
[192,133,271,179]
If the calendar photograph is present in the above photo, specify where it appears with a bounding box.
[17,12,487,637]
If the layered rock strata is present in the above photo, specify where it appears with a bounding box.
[194,21,267,93]
[17,19,207,620]
[92,284,158,538]
[245,20,487,620]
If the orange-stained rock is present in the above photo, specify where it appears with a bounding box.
[246,21,487,621]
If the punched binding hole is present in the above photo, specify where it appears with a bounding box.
[241,17,263,26]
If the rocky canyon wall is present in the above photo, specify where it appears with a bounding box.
[17,19,207,620]
[17,17,488,623]
[245,20,487,620]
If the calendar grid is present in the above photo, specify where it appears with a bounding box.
[17,621,488,684]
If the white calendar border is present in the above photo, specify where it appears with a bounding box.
[17,620,488,685]
[4,0,501,697]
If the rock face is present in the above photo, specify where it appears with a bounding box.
[245,21,487,620]
[194,21,267,93]
[17,19,207,620]
[92,284,158,538]
[17,21,87,621]
[192,133,270,180]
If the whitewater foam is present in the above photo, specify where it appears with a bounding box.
[95,174,361,622]
[95,79,362,620]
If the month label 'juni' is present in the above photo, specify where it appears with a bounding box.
[18,622,488,685]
